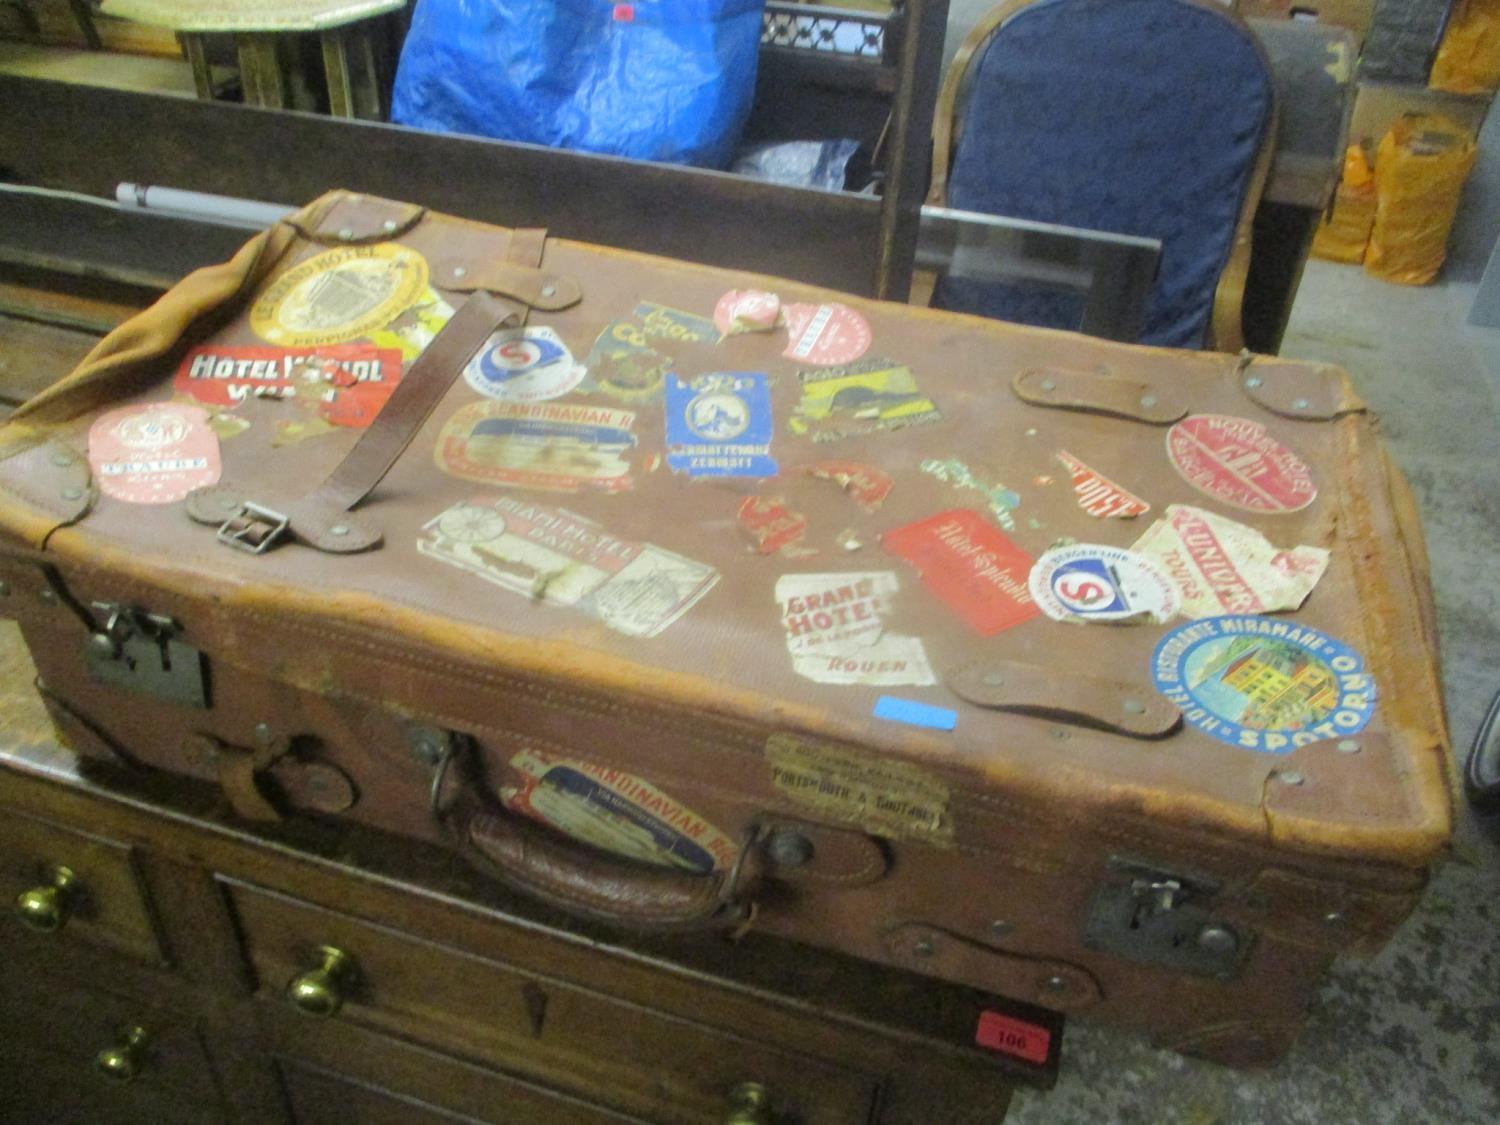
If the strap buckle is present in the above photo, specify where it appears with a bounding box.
[217,502,290,554]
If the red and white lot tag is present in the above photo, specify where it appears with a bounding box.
[1166,414,1317,513]
[974,1011,1051,1065]
[1055,449,1150,518]
[89,402,220,505]
[781,302,872,365]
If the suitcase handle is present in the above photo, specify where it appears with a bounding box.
[439,744,765,932]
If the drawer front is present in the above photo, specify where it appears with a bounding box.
[0,1039,222,1125]
[0,967,221,1108]
[227,881,876,1125]
[0,807,166,964]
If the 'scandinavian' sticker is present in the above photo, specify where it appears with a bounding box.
[1152,615,1376,753]
[435,401,636,493]
[251,243,430,347]
[766,733,952,843]
[499,748,737,872]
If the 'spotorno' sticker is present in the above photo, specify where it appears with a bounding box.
[1152,615,1376,753]
[1166,415,1317,513]
[463,327,585,403]
[781,302,872,365]
[250,243,430,347]
[89,402,220,505]
[1028,544,1179,624]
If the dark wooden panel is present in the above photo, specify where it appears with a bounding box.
[0,316,102,406]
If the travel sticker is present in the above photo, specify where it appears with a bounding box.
[583,319,672,402]
[250,243,430,347]
[775,571,936,686]
[882,509,1040,636]
[766,733,952,843]
[799,461,892,512]
[499,748,737,873]
[369,287,456,362]
[1056,449,1150,519]
[635,300,721,344]
[738,496,811,556]
[714,289,782,336]
[418,497,717,637]
[1131,504,1330,619]
[919,458,1021,531]
[463,327,585,403]
[1166,415,1317,513]
[173,343,403,429]
[89,402,220,505]
[781,302,872,365]
[789,359,941,443]
[1028,544,1180,624]
[435,401,636,493]
[1153,616,1376,753]
[665,371,777,478]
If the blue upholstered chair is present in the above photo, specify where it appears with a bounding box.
[928,0,1277,350]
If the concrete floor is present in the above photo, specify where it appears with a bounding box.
[1007,261,1500,1123]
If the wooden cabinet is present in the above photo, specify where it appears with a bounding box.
[0,721,1057,1124]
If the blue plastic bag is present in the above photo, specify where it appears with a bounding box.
[392,0,766,170]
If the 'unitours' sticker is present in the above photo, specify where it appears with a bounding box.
[89,402,220,505]
[1055,449,1150,518]
[250,243,430,347]
[665,371,777,478]
[418,497,717,637]
[775,571,936,686]
[1166,415,1317,513]
[789,358,941,443]
[1152,615,1376,753]
[882,509,1039,636]
[435,401,636,493]
[1028,544,1179,624]
[781,302,872,365]
[499,748,737,872]
[463,327,585,402]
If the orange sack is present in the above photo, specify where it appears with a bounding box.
[1431,0,1500,94]
[1312,145,1377,263]
[1364,114,1478,285]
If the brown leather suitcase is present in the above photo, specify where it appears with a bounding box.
[0,192,1450,1068]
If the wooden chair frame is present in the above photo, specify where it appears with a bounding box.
[926,0,1278,351]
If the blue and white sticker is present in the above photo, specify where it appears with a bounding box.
[665,371,778,478]
[1152,615,1377,754]
[464,326,586,403]
[1029,544,1179,624]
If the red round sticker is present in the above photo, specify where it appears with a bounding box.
[781,302,872,366]
[89,402,221,505]
[713,289,781,336]
[1166,414,1317,513]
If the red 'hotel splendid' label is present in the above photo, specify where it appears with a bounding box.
[881,509,1040,636]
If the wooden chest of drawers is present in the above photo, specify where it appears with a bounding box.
[0,627,1058,1124]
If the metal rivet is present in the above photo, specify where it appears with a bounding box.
[540,284,557,298]
[88,632,120,659]
[1196,924,1238,954]
[1337,739,1361,754]
[49,452,73,468]
[61,487,82,501]
[1039,377,1057,392]
[1278,771,1305,786]
[0,581,9,597]
[1244,375,1263,389]
[382,220,398,234]
[1292,398,1310,410]
[982,672,1006,686]
[329,525,349,537]
[452,266,468,279]
[337,227,354,241]
[989,919,1013,938]
[913,939,937,958]
[765,830,814,868]
[38,589,57,605]
[1324,911,1345,926]
[1139,394,1158,409]
[1122,699,1147,715]
[1042,975,1069,993]
[253,722,275,748]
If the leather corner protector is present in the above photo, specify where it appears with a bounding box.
[432,259,582,310]
[948,661,1181,739]
[884,922,1103,1011]
[0,439,96,528]
[1218,866,1421,954]
[290,196,427,245]
[1258,733,1419,833]
[1012,366,1187,425]
[1240,360,1366,420]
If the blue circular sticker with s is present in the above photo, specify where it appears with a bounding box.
[1152,615,1376,754]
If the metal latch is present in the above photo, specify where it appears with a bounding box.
[1081,857,1249,981]
[84,602,208,708]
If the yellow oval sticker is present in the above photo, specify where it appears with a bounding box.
[250,243,430,347]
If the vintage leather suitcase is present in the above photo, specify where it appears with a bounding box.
[0,192,1450,1067]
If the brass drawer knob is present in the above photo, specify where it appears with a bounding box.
[15,865,80,933]
[725,1081,774,1125]
[95,1025,150,1083]
[286,945,357,1019]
